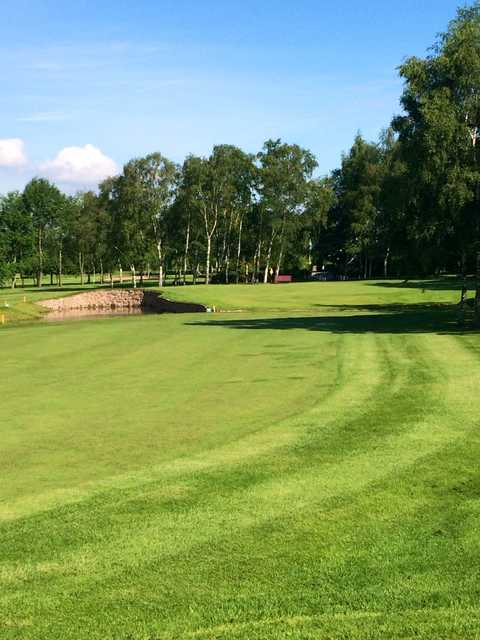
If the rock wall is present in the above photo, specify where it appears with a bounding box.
[38,289,206,314]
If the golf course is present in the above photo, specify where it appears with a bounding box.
[1,279,480,639]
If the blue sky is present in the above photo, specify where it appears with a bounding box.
[0,0,465,192]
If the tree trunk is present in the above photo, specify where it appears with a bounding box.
[58,248,63,288]
[383,247,390,279]
[206,235,212,284]
[225,239,231,283]
[11,257,17,289]
[131,265,137,288]
[471,128,479,324]
[157,239,164,287]
[458,251,468,324]
[221,211,234,277]
[252,238,262,284]
[224,218,233,283]
[79,252,85,286]
[220,222,228,270]
[183,218,190,285]
[225,257,230,283]
[202,202,218,286]
[119,265,123,285]
[252,246,258,284]
[475,251,480,325]
[263,233,274,284]
[37,227,43,287]
[274,216,287,282]
[274,255,282,281]
[236,217,243,284]
[275,239,285,281]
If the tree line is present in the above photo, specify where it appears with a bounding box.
[0,139,330,288]
[1,3,480,309]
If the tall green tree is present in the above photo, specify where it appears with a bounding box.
[0,192,34,287]
[303,177,336,273]
[23,178,64,287]
[394,2,480,314]
[211,145,256,283]
[257,139,317,282]
[181,153,223,284]
[330,135,383,278]
[121,153,177,286]
[376,129,408,278]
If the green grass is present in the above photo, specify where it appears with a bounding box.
[1,279,480,639]
[162,277,466,312]
[0,279,112,323]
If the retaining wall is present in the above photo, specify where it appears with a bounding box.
[38,289,206,314]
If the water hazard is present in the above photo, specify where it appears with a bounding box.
[43,307,156,322]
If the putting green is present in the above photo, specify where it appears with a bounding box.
[1,280,479,639]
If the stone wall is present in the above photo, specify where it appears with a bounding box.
[39,289,206,314]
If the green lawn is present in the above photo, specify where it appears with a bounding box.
[1,280,480,639]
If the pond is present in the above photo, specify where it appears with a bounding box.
[42,307,157,322]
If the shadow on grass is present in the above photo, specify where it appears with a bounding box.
[311,302,452,313]
[368,277,472,292]
[188,304,478,335]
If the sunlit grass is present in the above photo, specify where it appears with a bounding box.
[1,279,479,638]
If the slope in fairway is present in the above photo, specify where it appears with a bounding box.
[1,281,480,639]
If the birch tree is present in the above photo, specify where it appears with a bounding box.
[257,140,317,281]
[394,3,480,318]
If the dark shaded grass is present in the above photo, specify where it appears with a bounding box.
[187,305,473,335]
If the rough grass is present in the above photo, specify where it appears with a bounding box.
[1,279,480,639]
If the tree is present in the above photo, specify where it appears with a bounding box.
[393,2,480,316]
[68,192,109,286]
[377,129,408,278]
[181,155,218,285]
[303,177,336,273]
[102,174,147,288]
[23,178,64,287]
[211,146,256,283]
[257,139,317,282]
[103,153,177,287]
[0,192,34,287]
[324,135,382,278]
[121,153,177,286]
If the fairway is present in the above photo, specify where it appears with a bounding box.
[1,281,480,639]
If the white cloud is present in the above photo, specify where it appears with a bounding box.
[40,144,117,184]
[0,138,27,167]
